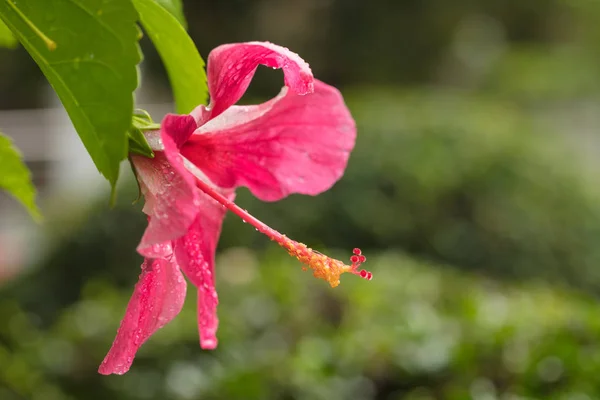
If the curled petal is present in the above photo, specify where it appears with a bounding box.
[162,112,197,149]
[182,80,356,202]
[99,245,186,375]
[135,115,199,256]
[174,191,233,349]
[206,41,314,120]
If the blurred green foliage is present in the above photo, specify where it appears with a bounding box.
[4,251,600,399]
[5,0,600,108]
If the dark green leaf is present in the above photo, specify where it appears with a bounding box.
[153,0,186,28]
[0,19,16,48]
[0,132,41,221]
[0,0,142,187]
[133,0,207,113]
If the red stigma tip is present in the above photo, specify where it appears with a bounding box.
[350,250,373,281]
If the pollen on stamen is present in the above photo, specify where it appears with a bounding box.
[276,239,373,287]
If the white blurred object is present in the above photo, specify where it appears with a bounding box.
[0,227,24,281]
[44,85,106,201]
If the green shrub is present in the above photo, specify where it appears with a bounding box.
[3,251,600,399]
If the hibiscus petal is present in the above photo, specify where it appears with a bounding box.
[99,245,186,375]
[205,41,314,120]
[174,190,232,349]
[162,112,197,148]
[135,114,199,256]
[134,153,196,256]
[181,80,356,202]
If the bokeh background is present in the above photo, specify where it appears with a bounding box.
[3,1,600,399]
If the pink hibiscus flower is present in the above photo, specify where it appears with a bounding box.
[98,42,371,375]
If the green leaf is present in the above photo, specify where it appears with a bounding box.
[133,0,208,113]
[153,0,186,28]
[132,108,160,130]
[128,110,159,158]
[134,108,153,122]
[128,128,154,158]
[0,0,142,187]
[0,132,41,221]
[0,19,16,48]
